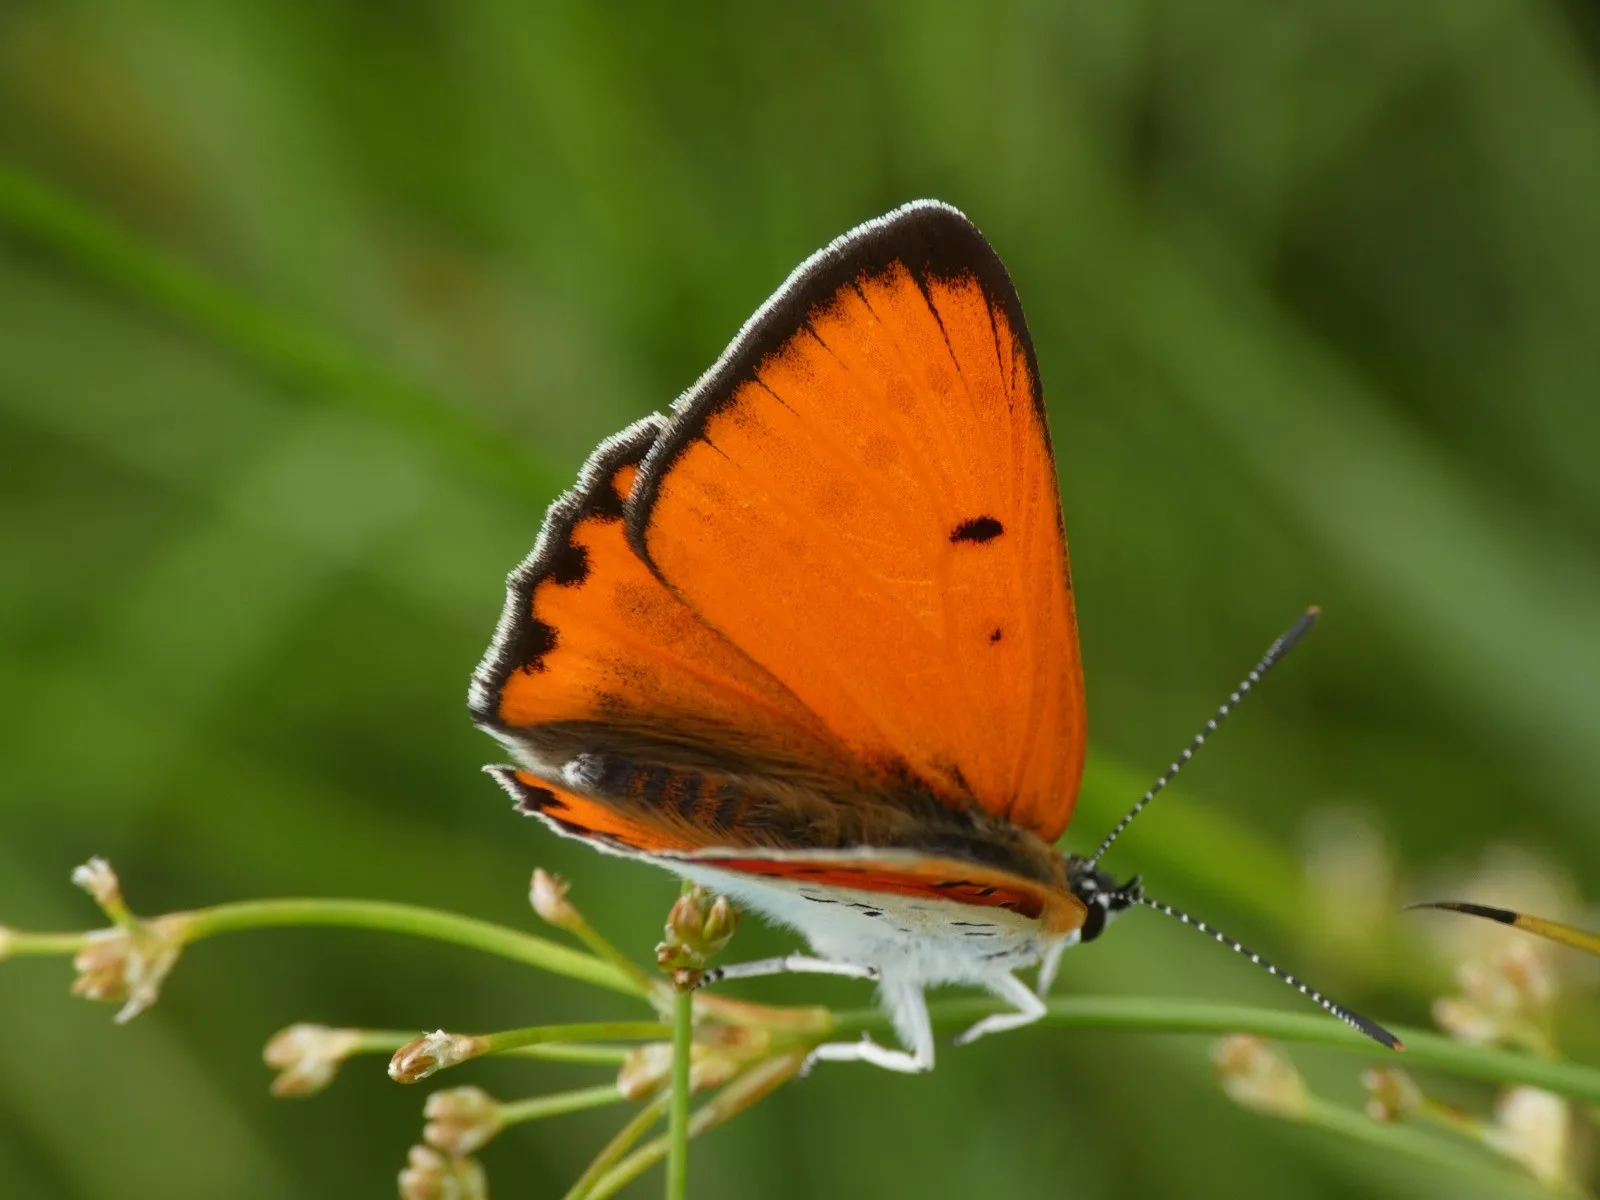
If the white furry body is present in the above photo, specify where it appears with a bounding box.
[674,862,1055,982]
[669,859,1079,1072]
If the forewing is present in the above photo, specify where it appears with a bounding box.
[470,417,854,784]
[631,201,1085,840]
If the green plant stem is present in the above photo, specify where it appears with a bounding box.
[504,1043,634,1066]
[665,985,693,1200]
[553,911,664,1001]
[584,1053,807,1200]
[1300,1097,1551,1199]
[499,1084,627,1128]
[828,997,1600,1106]
[0,163,561,504]
[266,1030,628,1085]
[179,898,643,996]
[481,1022,671,1056]
[0,930,92,957]
[565,1094,670,1200]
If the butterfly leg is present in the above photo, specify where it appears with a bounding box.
[951,972,1047,1047]
[696,955,879,987]
[1035,938,1069,997]
[804,979,934,1074]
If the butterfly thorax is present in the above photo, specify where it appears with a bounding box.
[676,858,1064,988]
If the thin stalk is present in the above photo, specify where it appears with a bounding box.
[584,1053,806,1200]
[481,1022,670,1056]
[691,992,831,1032]
[665,984,693,1200]
[503,1043,634,1066]
[541,902,662,1001]
[180,898,643,996]
[565,1094,670,1200]
[827,997,1600,1106]
[344,1030,418,1053]
[0,930,92,957]
[499,1084,627,1128]
[391,1021,670,1082]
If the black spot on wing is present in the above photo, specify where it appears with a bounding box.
[588,478,626,522]
[988,628,1003,644]
[486,767,562,820]
[627,201,1052,568]
[469,415,662,733]
[513,782,557,817]
[547,540,590,586]
[507,618,557,674]
[951,516,1003,544]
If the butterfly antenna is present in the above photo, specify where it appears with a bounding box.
[1127,884,1402,1050]
[1084,606,1321,872]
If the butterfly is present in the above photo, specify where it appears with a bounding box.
[470,200,1399,1071]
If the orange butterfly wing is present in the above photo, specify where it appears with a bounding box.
[629,201,1085,840]
[470,416,857,787]
[493,767,1085,936]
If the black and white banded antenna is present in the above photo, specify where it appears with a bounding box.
[1084,606,1322,873]
[1120,880,1403,1050]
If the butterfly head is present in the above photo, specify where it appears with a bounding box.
[1063,857,1140,943]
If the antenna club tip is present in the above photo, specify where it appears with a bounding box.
[1305,604,1321,619]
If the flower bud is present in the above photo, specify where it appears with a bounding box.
[702,895,738,952]
[69,914,185,1023]
[389,1030,488,1084]
[1435,998,1498,1047]
[656,887,739,988]
[665,892,703,946]
[263,1024,365,1097]
[398,1144,487,1200]
[71,857,124,914]
[529,869,580,931]
[1494,943,1554,1011]
[1211,1035,1308,1120]
[1361,1066,1423,1122]
[423,1086,503,1157]
[1486,1087,1571,1188]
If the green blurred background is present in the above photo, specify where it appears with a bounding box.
[4,1,1600,1196]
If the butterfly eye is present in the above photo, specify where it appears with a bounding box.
[1078,898,1109,943]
